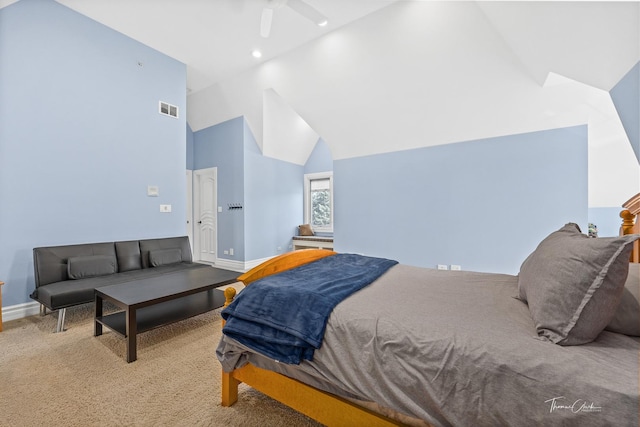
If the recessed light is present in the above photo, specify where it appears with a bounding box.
[251,50,262,58]
[317,19,328,27]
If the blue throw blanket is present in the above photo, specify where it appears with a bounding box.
[221,253,398,364]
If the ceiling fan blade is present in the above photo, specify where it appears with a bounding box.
[286,0,328,26]
[260,7,273,38]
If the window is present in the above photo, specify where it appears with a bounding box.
[304,172,333,233]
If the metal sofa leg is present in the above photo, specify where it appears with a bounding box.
[40,304,48,316]
[55,308,66,333]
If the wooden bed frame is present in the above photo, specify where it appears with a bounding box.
[220,249,404,426]
[220,195,640,426]
[622,192,640,262]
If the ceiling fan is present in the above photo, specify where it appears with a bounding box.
[260,0,328,38]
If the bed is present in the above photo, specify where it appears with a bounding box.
[217,194,640,427]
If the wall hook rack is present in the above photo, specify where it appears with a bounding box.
[228,203,243,210]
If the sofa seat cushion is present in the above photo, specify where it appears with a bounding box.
[35,262,210,309]
[114,262,210,282]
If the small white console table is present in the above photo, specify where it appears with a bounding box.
[292,236,334,251]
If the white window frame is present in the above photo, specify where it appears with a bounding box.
[304,172,334,233]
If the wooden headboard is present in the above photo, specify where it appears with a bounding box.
[621,192,640,263]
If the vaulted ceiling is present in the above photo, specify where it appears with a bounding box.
[1,0,635,96]
[53,0,397,94]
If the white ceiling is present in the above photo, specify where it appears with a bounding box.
[49,0,397,94]
[2,0,636,95]
[477,1,640,91]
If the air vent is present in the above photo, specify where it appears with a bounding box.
[159,101,178,118]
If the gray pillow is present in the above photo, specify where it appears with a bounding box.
[67,255,117,279]
[605,263,640,336]
[518,223,639,345]
[149,248,183,267]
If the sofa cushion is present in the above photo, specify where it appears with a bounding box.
[140,236,193,268]
[115,240,142,272]
[33,242,116,286]
[149,248,183,267]
[67,255,118,279]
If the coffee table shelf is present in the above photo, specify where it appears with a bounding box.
[95,289,225,338]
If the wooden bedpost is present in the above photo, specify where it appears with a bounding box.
[621,209,635,235]
[221,286,240,407]
[621,192,640,263]
[222,286,236,310]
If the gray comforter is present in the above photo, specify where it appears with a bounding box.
[217,265,639,426]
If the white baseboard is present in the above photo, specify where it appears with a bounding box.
[212,259,246,272]
[243,256,274,271]
[3,301,41,322]
[214,256,275,272]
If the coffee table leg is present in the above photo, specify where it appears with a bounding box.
[94,294,103,336]
[126,307,137,363]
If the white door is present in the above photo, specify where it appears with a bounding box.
[193,168,217,264]
[186,170,193,253]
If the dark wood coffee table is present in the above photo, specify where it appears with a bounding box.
[94,266,239,362]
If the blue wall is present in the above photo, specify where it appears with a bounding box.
[0,0,187,306]
[594,61,639,235]
[193,117,245,261]
[244,120,304,260]
[194,120,589,274]
[587,207,623,238]
[304,138,333,174]
[334,126,588,274]
[191,117,303,263]
[611,61,640,163]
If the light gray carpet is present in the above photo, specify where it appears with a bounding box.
[0,303,322,427]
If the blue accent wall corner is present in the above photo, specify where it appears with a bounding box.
[610,61,640,163]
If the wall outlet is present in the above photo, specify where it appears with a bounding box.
[223,250,229,255]
[229,248,234,256]
[277,246,282,252]
[451,264,462,271]
[159,204,172,213]
[437,264,448,270]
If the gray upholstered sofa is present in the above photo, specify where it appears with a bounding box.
[31,236,208,332]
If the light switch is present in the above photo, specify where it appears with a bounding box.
[147,186,159,197]
[160,204,172,213]
[218,206,222,212]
